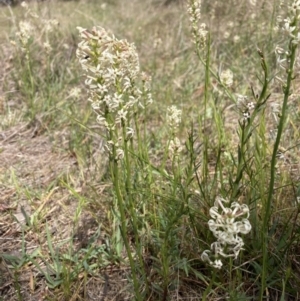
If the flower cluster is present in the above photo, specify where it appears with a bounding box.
[220,69,233,88]
[20,1,58,33]
[168,137,183,158]
[15,20,34,50]
[187,0,208,48]
[275,1,300,72]
[76,26,152,160]
[166,105,182,159]
[236,94,256,122]
[166,105,182,131]
[43,42,52,55]
[14,1,58,55]
[42,19,59,33]
[20,1,39,19]
[201,197,251,269]
[68,87,82,100]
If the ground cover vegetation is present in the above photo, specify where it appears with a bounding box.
[0,0,300,300]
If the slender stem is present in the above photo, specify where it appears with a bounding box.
[260,31,298,300]
[25,48,36,118]
[122,121,148,293]
[108,123,141,300]
[232,49,269,200]
[196,47,236,104]
[111,150,142,300]
[202,34,210,186]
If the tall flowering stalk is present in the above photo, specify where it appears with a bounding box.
[261,1,300,299]
[11,1,59,117]
[77,26,152,299]
[187,0,208,49]
[166,105,183,173]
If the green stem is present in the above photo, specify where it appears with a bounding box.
[260,31,298,300]
[111,150,142,300]
[232,49,269,200]
[108,122,141,300]
[202,34,210,186]
[122,122,148,294]
[196,46,235,104]
[25,48,35,117]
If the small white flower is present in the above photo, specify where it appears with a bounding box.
[291,32,300,44]
[115,108,128,124]
[243,111,251,120]
[126,127,134,139]
[236,219,252,234]
[282,21,296,37]
[208,219,218,232]
[215,196,230,213]
[246,102,255,110]
[233,35,240,43]
[228,21,235,28]
[209,206,221,219]
[211,259,223,269]
[112,93,124,106]
[146,93,153,105]
[21,1,28,8]
[104,68,117,83]
[224,31,230,39]
[211,241,224,255]
[239,204,251,218]
[200,250,212,263]
[100,3,107,10]
[115,148,124,160]
[97,84,108,95]
[290,0,300,16]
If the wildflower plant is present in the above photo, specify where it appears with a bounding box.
[10,1,60,118]
[186,0,300,299]
[76,26,153,299]
[166,105,183,165]
[260,1,300,298]
[76,24,200,299]
[187,0,208,49]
